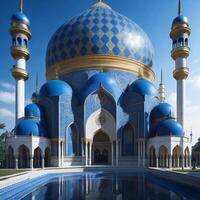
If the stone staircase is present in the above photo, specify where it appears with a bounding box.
[118,156,138,166]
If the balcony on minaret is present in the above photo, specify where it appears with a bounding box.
[11,65,29,81]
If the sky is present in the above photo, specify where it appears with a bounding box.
[0,0,200,144]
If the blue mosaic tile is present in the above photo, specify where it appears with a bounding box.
[46,2,154,69]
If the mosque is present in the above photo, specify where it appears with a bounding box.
[6,0,192,169]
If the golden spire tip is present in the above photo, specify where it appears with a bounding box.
[178,0,181,16]
[19,0,23,13]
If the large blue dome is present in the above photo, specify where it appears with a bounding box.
[80,72,121,101]
[46,2,154,70]
[130,79,157,96]
[39,80,72,97]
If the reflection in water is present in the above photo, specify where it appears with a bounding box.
[22,172,200,200]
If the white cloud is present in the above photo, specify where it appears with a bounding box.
[0,91,15,104]
[0,108,14,118]
[188,73,200,89]
[0,82,15,91]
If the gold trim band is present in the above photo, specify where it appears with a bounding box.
[11,46,30,60]
[46,55,155,82]
[171,46,190,60]
[173,67,189,80]
[11,67,29,81]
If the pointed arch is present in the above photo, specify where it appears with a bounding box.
[18,144,30,168]
[67,123,79,156]
[7,146,14,168]
[44,147,51,167]
[159,145,169,168]
[172,145,181,167]
[33,147,42,168]
[122,123,134,156]
[149,145,156,167]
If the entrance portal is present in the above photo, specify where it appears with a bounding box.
[92,131,111,165]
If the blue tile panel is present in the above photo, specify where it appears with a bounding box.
[46,3,154,69]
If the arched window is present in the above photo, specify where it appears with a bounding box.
[122,123,134,156]
[23,39,28,48]
[33,147,42,168]
[12,38,16,46]
[67,123,79,156]
[17,37,22,46]
[185,38,188,46]
[178,38,184,47]
[173,40,177,48]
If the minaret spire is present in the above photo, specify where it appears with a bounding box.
[159,69,165,103]
[178,0,181,16]
[19,0,23,13]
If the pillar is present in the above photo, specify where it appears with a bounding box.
[42,155,45,169]
[89,142,92,166]
[30,155,33,169]
[116,140,119,166]
[15,155,18,169]
[85,141,88,166]
[112,141,114,165]
[81,139,84,165]
[138,141,140,167]
[156,155,158,168]
[169,155,172,168]
[142,141,145,167]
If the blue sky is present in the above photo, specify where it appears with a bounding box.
[0,0,200,144]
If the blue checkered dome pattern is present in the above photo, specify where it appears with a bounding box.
[46,2,154,70]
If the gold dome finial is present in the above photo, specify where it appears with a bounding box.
[159,68,165,103]
[19,0,23,13]
[178,0,181,16]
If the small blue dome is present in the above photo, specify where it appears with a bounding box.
[155,119,184,137]
[25,103,45,118]
[39,80,72,97]
[150,103,175,121]
[172,15,188,27]
[16,119,48,137]
[11,12,30,26]
[130,79,157,96]
[32,92,39,98]
[80,72,121,101]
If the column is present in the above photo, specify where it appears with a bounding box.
[142,141,145,167]
[89,142,92,166]
[138,141,140,167]
[182,154,185,169]
[116,140,119,166]
[81,139,84,165]
[15,155,18,169]
[156,155,158,168]
[42,154,45,169]
[112,141,114,166]
[189,155,192,168]
[85,141,88,166]
[169,155,172,168]
[30,155,33,169]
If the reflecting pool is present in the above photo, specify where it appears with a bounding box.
[3,172,200,200]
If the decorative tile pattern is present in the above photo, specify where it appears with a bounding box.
[46,3,154,69]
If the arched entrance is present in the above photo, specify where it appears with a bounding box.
[172,145,181,168]
[149,146,156,167]
[18,145,30,168]
[33,147,42,168]
[92,131,111,165]
[44,147,51,167]
[7,146,14,168]
[159,145,168,168]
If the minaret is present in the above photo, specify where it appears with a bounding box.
[10,0,31,124]
[31,73,39,103]
[158,69,165,103]
[170,0,191,131]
